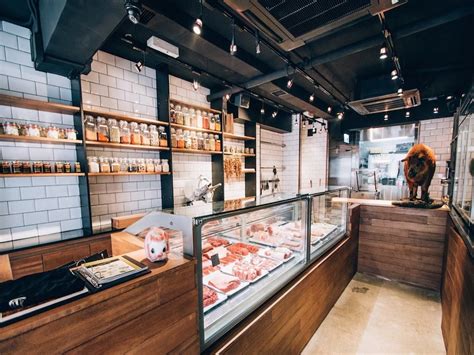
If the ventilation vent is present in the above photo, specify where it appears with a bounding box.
[140,8,155,24]
[272,89,289,97]
[348,89,421,115]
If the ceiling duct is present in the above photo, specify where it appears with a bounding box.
[224,0,407,51]
[348,89,421,115]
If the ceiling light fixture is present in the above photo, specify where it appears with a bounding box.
[272,110,278,118]
[224,93,231,101]
[337,112,343,120]
[384,114,389,121]
[255,31,261,54]
[124,0,142,25]
[433,107,439,114]
[391,69,398,80]
[327,106,332,113]
[230,20,237,55]
[303,119,307,128]
[193,79,199,91]
[446,95,453,100]
[405,111,410,118]
[260,101,265,114]
[397,88,403,97]
[309,92,315,102]
[286,77,293,89]
[379,45,388,60]
[192,0,203,35]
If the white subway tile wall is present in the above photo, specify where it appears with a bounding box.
[282,116,300,194]
[224,122,246,199]
[81,51,163,230]
[260,127,285,196]
[0,21,82,251]
[300,120,328,192]
[419,116,453,199]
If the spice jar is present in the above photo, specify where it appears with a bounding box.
[55,161,64,173]
[215,115,221,131]
[64,162,71,173]
[33,161,43,173]
[130,122,141,145]
[119,120,131,144]
[21,161,32,173]
[190,108,197,127]
[161,159,170,173]
[2,161,11,174]
[170,103,176,123]
[191,131,198,150]
[111,158,121,173]
[3,122,19,136]
[43,161,52,173]
[138,158,146,173]
[209,114,216,131]
[146,159,155,173]
[196,110,203,129]
[175,105,184,125]
[154,159,162,172]
[203,133,210,151]
[96,117,109,142]
[177,129,184,148]
[140,124,151,145]
[12,161,22,174]
[19,124,28,136]
[58,128,66,140]
[215,135,221,151]
[119,158,128,172]
[149,125,159,146]
[209,134,215,151]
[203,112,209,130]
[184,130,191,149]
[88,157,99,173]
[85,115,97,141]
[47,126,59,139]
[197,132,204,150]
[66,128,77,140]
[108,119,120,143]
[99,157,110,173]
[183,106,191,127]
[74,162,81,173]
[28,124,41,137]
[159,126,168,147]
[171,128,177,148]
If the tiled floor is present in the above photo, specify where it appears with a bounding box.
[302,273,446,354]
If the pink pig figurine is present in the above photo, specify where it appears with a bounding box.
[144,227,170,262]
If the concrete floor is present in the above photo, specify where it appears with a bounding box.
[302,273,446,355]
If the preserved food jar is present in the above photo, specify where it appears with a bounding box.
[138,158,146,173]
[111,158,121,173]
[28,124,41,137]
[19,124,28,136]
[2,161,11,174]
[55,161,64,173]
[170,103,176,123]
[149,125,159,146]
[183,106,191,127]
[197,132,204,150]
[209,134,215,151]
[140,123,151,145]
[215,135,221,151]
[215,115,221,131]
[177,129,184,148]
[190,131,198,150]
[190,108,197,127]
[184,130,191,149]
[161,159,169,173]
[154,159,162,172]
[175,104,184,125]
[74,162,81,173]
[108,119,120,143]
[34,161,43,173]
[119,120,130,144]
[203,133,210,150]
[58,128,66,140]
[43,161,52,173]
[85,115,97,141]
[196,110,203,129]
[3,122,19,136]
[88,157,99,173]
[130,122,141,145]
[64,162,71,173]
[12,161,22,174]
[119,158,128,172]
[209,114,215,131]
[203,111,209,130]
[159,126,168,147]
[128,159,137,173]
[146,159,155,172]
[171,128,177,148]
[22,161,32,173]
[99,157,110,173]
[96,117,109,142]
[66,128,77,140]
[47,126,59,139]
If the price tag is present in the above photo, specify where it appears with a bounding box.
[211,253,220,267]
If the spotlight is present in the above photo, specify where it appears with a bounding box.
[224,93,231,101]
[193,18,203,35]
[405,111,410,118]
[337,112,343,120]
[384,114,389,121]
[309,93,314,102]
[327,106,332,113]
[230,21,237,55]
[260,101,265,114]
[313,127,316,134]
[397,88,403,97]
[135,61,143,72]
[391,69,398,80]
[255,31,261,54]
[272,111,277,118]
[193,79,199,91]
[125,0,142,25]
[286,77,293,89]
[379,45,388,60]
[303,120,307,128]
[446,95,453,100]
[433,107,439,114]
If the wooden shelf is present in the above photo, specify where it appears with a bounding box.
[170,98,221,114]
[88,172,171,176]
[1,173,85,177]
[0,94,80,114]
[223,132,255,141]
[170,123,221,134]
[83,109,168,127]
[224,152,256,157]
[0,134,82,145]
[172,148,223,155]
[85,141,170,151]
[242,169,256,174]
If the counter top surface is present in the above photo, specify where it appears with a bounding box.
[333,197,449,211]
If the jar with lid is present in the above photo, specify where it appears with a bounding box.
[159,126,168,147]
[3,122,19,136]
[2,161,11,174]
[108,119,120,143]
[215,135,221,151]
[161,159,170,173]
[43,161,52,173]
[171,128,177,148]
[202,112,209,130]
[146,159,155,172]
[149,125,159,146]
[190,131,198,150]
[74,162,81,173]
[119,158,128,172]
[27,124,40,137]
[66,128,77,140]
[170,103,176,123]
[183,106,191,127]
[130,122,141,145]
[96,117,109,142]
[55,161,64,173]
[33,161,43,173]
[140,123,151,145]
[64,162,71,173]
[85,115,97,141]
[184,130,192,149]
[138,158,146,173]
[209,114,216,131]
[111,158,121,173]
[175,104,184,125]
[22,161,32,173]
[119,120,131,144]
[197,132,204,150]
[215,114,221,131]
[190,108,197,127]
[203,133,210,151]
[47,126,59,139]
[127,159,136,173]
[177,129,185,148]
[19,123,28,136]
[58,128,66,140]
[209,134,216,151]
[12,161,22,174]
[99,157,110,173]
[154,159,162,172]
[196,110,203,129]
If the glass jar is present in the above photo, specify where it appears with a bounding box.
[22,161,32,173]
[28,124,41,137]
[128,159,137,173]
[55,161,64,173]
[146,159,155,173]
[119,120,131,144]
[33,161,43,173]
[171,128,177,148]
[175,104,184,125]
[197,132,204,150]
[58,128,66,140]
[12,161,22,174]
[203,133,210,151]
[3,122,19,136]
[149,125,159,146]
[203,112,209,130]
[130,122,141,145]
[190,131,198,150]
[170,103,176,123]
[215,114,221,131]
[119,158,128,172]
[140,123,150,145]
[99,157,110,173]
[111,158,121,173]
[209,114,216,131]
[209,134,215,151]
[66,128,77,140]
[74,162,81,173]
[190,108,197,127]
[138,158,146,173]
[43,161,52,173]
[19,123,28,136]
[2,161,11,174]
[183,106,191,127]
[159,126,168,147]
[47,126,59,139]
[85,115,97,141]
[108,119,120,143]
[196,110,203,129]
[161,159,169,173]
[154,159,162,172]
[184,130,192,149]
[96,117,109,142]
[64,162,71,173]
[177,129,185,148]
[215,135,221,151]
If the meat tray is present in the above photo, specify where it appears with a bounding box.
[203,290,228,314]
[203,271,250,297]
[219,263,269,284]
[257,248,295,263]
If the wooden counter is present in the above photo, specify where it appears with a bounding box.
[0,235,198,354]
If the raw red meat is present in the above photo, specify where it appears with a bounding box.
[208,272,241,293]
[203,286,218,307]
[207,236,231,247]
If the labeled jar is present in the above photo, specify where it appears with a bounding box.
[66,128,77,140]
[170,103,176,123]
[171,128,177,148]
[74,162,81,173]
[202,112,209,130]
[149,125,159,146]
[154,159,162,172]
[64,162,71,173]
[190,131,198,150]
[177,129,185,148]
[138,158,146,173]
[55,161,64,173]
[120,158,128,172]
[34,161,43,173]
[161,159,169,173]
[184,130,191,149]
[175,104,184,125]
[130,122,141,145]
[85,115,97,141]
[146,159,155,172]
[2,161,11,174]
[209,114,215,131]
[140,123,150,145]
[203,133,210,151]
[12,161,22,174]
[19,124,28,136]
[215,135,221,151]
[96,117,109,142]
[209,134,215,151]
[88,157,99,173]
[3,122,19,136]
[197,132,204,150]
[119,120,131,144]
[47,126,59,139]
[28,124,41,137]
[183,106,191,127]
[22,161,32,173]
[43,161,52,173]
[215,115,221,131]
[58,128,66,140]
[99,157,110,173]
[159,126,168,147]
[108,119,120,143]
[111,158,121,173]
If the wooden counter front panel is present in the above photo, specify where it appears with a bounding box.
[441,219,474,355]
[358,205,448,290]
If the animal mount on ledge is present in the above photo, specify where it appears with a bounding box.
[392,143,443,209]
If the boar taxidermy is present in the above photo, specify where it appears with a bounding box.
[402,144,436,202]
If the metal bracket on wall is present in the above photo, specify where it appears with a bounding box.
[260,140,286,148]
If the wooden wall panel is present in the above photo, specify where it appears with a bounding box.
[441,218,474,355]
[358,205,448,291]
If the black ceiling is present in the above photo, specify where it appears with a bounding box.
[1,0,473,124]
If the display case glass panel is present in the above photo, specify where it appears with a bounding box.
[309,188,349,260]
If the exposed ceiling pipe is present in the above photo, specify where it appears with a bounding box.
[207,5,473,101]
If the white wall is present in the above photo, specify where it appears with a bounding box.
[300,120,328,192]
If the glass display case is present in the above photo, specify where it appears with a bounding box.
[309,188,350,260]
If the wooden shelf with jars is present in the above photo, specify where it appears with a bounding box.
[170,123,221,135]
[224,152,256,157]
[88,172,171,176]
[0,94,80,114]
[0,134,83,145]
[83,108,168,127]
[1,173,85,177]
[223,132,255,141]
[85,141,169,151]
[172,148,223,155]
[169,98,221,114]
